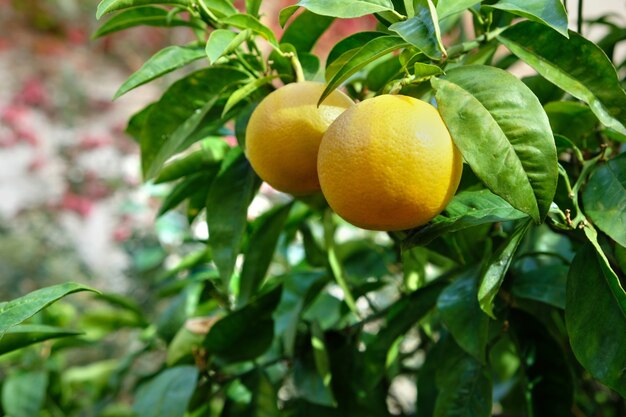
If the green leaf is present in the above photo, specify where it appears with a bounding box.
[582,152,626,247]
[326,32,385,68]
[389,0,444,60]
[403,189,528,248]
[205,29,238,64]
[222,75,277,116]
[0,325,81,356]
[274,271,327,356]
[566,243,626,396]
[2,371,48,417]
[279,5,300,28]
[510,310,574,416]
[486,0,568,38]
[93,7,199,38]
[140,67,249,178]
[362,280,447,388]
[302,321,336,406]
[511,264,568,309]
[296,0,394,18]
[126,102,155,142]
[238,202,293,307]
[478,219,532,318]
[545,101,598,145]
[281,10,334,53]
[96,0,192,19]
[499,21,626,135]
[433,336,493,417]
[220,14,279,49]
[365,56,402,92]
[321,36,409,104]
[115,44,207,99]
[157,172,213,216]
[198,0,237,18]
[206,148,260,285]
[0,282,97,337]
[437,269,490,362]
[413,62,444,79]
[205,286,282,362]
[132,366,199,417]
[154,138,230,184]
[436,0,480,20]
[432,65,558,222]
[246,0,262,16]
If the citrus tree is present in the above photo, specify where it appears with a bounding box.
[2,0,626,415]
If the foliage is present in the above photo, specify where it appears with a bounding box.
[2,0,626,415]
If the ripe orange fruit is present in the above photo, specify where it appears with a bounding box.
[245,81,354,195]
[318,94,463,231]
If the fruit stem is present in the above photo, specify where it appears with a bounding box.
[323,210,361,318]
[289,52,306,82]
[444,26,508,61]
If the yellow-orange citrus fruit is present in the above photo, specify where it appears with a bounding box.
[318,94,463,231]
[245,81,354,195]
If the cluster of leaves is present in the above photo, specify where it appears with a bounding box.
[2,0,626,416]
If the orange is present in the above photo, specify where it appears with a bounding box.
[245,81,354,195]
[317,94,463,231]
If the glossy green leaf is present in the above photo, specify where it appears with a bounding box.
[222,75,277,116]
[0,325,81,356]
[96,0,192,19]
[403,190,528,248]
[362,280,447,388]
[499,21,626,134]
[2,371,48,417]
[281,10,334,53]
[220,14,279,49]
[238,202,293,307]
[206,148,260,285]
[326,32,385,68]
[436,0,480,20]
[114,44,207,99]
[205,29,238,64]
[321,36,409,104]
[0,282,97,337]
[132,366,199,417]
[582,152,626,247]
[296,0,394,18]
[93,7,199,38]
[154,138,229,184]
[566,243,626,396]
[511,264,568,309]
[432,65,558,222]
[433,336,493,417]
[205,286,282,362]
[478,219,532,318]
[389,0,444,60]
[198,0,237,18]
[437,269,490,362]
[140,67,249,178]
[486,0,568,37]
